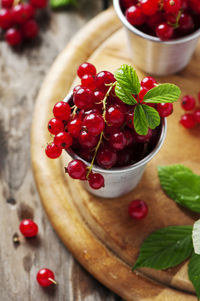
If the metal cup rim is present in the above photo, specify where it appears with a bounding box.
[113,0,200,45]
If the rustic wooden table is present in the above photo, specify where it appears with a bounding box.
[0,1,122,300]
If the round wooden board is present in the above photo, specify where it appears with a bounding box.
[31,7,200,301]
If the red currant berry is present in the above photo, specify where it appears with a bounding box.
[2,0,13,8]
[134,128,152,143]
[12,4,29,24]
[23,3,35,19]
[109,131,127,151]
[121,0,137,10]
[77,62,96,78]
[178,13,194,33]
[45,142,62,159]
[73,85,82,95]
[146,12,163,29]
[48,118,64,135]
[53,101,71,121]
[22,19,39,39]
[125,5,146,26]
[37,268,56,287]
[54,132,72,149]
[19,219,38,237]
[0,8,12,29]
[5,28,22,46]
[93,90,105,103]
[181,0,189,10]
[124,130,134,146]
[140,0,159,16]
[106,105,125,128]
[165,12,178,24]
[128,199,148,220]
[79,149,93,162]
[116,150,131,166]
[189,0,200,14]
[126,111,134,129]
[88,173,105,189]
[157,103,173,117]
[194,109,200,123]
[30,0,48,9]
[180,113,196,128]
[66,159,87,180]
[79,130,99,148]
[163,0,181,13]
[95,71,115,92]
[97,147,117,169]
[181,95,196,111]
[156,23,174,40]
[141,77,157,90]
[139,87,148,102]
[73,87,94,110]
[67,117,82,137]
[83,113,105,136]
[81,74,96,91]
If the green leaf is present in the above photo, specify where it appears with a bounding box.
[142,104,160,130]
[133,226,193,270]
[192,220,200,255]
[143,83,181,104]
[134,105,148,136]
[114,64,140,95]
[188,253,200,299]
[50,0,76,9]
[115,83,137,105]
[158,164,200,213]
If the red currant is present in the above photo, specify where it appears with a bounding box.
[146,12,163,29]
[54,132,72,149]
[134,128,152,143]
[189,0,200,14]
[53,101,71,121]
[95,71,115,92]
[48,118,64,135]
[2,0,13,8]
[140,0,159,16]
[128,199,148,220]
[79,149,93,162]
[106,105,125,127]
[30,0,48,9]
[163,0,181,13]
[77,62,96,78]
[180,113,196,128]
[194,109,200,123]
[22,19,39,39]
[141,77,157,90]
[178,13,194,33]
[73,87,94,110]
[126,111,134,129]
[156,23,174,40]
[109,131,127,151]
[138,87,148,102]
[0,8,12,29]
[157,103,173,117]
[83,113,105,136]
[66,159,87,180]
[79,130,99,148]
[181,95,196,111]
[37,268,56,287]
[97,147,117,169]
[5,28,22,46]
[67,117,82,137]
[121,0,137,10]
[124,130,134,146]
[125,5,146,26]
[45,142,62,159]
[19,219,38,237]
[12,4,30,24]
[88,173,105,189]
[81,74,96,91]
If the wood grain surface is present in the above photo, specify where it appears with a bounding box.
[0,2,121,301]
[31,6,200,301]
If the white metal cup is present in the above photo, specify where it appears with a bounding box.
[113,0,200,76]
[64,92,167,198]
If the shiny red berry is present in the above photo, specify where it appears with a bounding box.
[22,19,39,39]
[19,219,38,237]
[2,0,13,8]
[95,71,115,92]
[156,23,174,40]
[194,109,200,123]
[81,74,96,91]
[66,159,87,180]
[124,130,134,146]
[163,0,181,13]
[30,0,48,8]
[97,147,117,169]
[125,5,146,26]
[180,113,196,128]
[53,101,71,121]
[178,13,194,33]
[140,0,159,16]
[88,173,104,189]
[0,8,12,29]
[45,142,62,159]
[12,4,30,24]
[48,118,64,135]
[79,130,99,148]
[181,95,196,111]
[141,77,157,90]
[134,128,152,143]
[128,199,148,220]
[109,131,127,151]
[5,28,22,46]
[139,87,148,102]
[73,87,94,110]
[146,12,163,29]
[121,0,137,10]
[106,105,125,128]
[37,268,56,287]
[77,62,96,78]
[83,113,105,136]
[67,117,82,137]
[54,132,72,149]
[157,103,173,117]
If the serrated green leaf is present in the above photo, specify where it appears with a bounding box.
[50,0,76,8]
[114,64,140,95]
[188,253,200,299]
[134,105,148,135]
[133,226,193,270]
[192,220,200,255]
[158,164,200,213]
[115,83,137,105]
[143,83,181,104]
[142,104,160,129]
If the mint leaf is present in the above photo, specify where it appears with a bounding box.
[192,220,200,255]
[50,0,76,8]
[115,83,137,105]
[142,104,160,130]
[114,64,140,95]
[133,226,193,270]
[158,164,200,213]
[134,105,148,136]
[188,253,200,299]
[143,83,181,104]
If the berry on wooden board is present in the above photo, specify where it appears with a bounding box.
[19,219,38,237]
[37,268,56,287]
[128,199,148,220]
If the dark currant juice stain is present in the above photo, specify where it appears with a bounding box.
[23,253,32,273]
[17,202,34,220]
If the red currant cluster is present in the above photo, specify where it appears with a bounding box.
[121,0,200,40]
[45,62,174,191]
[0,0,48,46]
[180,92,200,128]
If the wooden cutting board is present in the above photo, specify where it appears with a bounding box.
[31,7,200,301]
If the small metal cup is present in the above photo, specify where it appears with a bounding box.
[113,0,200,76]
[64,92,167,199]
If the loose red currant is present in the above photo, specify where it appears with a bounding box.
[97,147,117,169]
[73,87,94,110]
[48,118,64,135]
[83,113,105,136]
[140,0,159,16]
[79,130,99,148]
[163,0,181,13]
[0,8,12,29]
[81,74,96,91]
[19,219,38,237]
[106,105,125,128]
[181,95,196,111]
[37,268,56,287]
[125,5,146,26]
[95,71,115,92]
[54,132,72,149]
[2,0,13,8]
[109,131,127,151]
[180,113,196,128]
[88,173,105,189]
[141,77,157,90]
[53,101,71,121]
[134,128,152,143]
[157,103,173,117]
[77,62,96,78]
[22,19,39,39]
[156,23,174,40]
[30,0,48,8]
[67,117,82,137]
[5,28,22,46]
[66,159,87,180]
[128,199,148,220]
[194,109,200,123]
[45,142,62,159]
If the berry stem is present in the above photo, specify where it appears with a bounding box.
[48,278,57,285]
